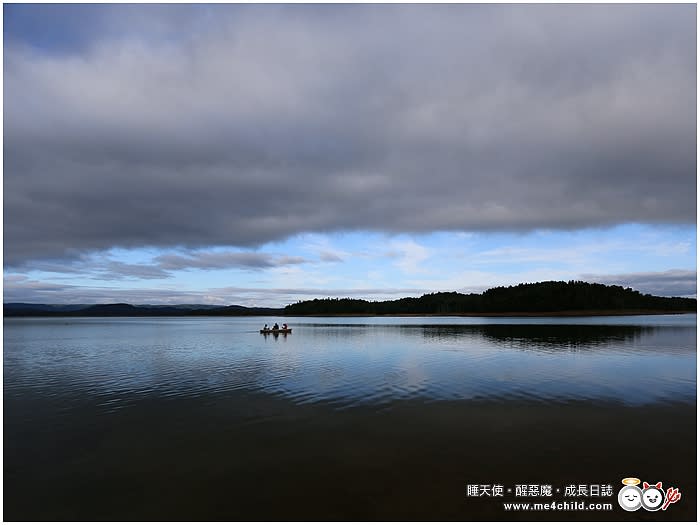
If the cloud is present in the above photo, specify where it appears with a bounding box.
[580,270,697,298]
[5,268,694,305]
[387,239,432,274]
[467,233,695,268]
[4,4,696,266]
[97,261,171,280]
[7,249,309,280]
[319,252,344,263]
[154,251,307,271]
[3,275,427,307]
[7,253,171,280]
[401,264,698,300]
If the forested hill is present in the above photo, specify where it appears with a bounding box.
[283,281,696,316]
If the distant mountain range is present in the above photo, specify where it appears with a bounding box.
[4,281,696,317]
[4,303,283,317]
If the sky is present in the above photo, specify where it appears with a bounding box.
[3,3,697,306]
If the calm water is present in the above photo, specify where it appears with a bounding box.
[4,315,697,520]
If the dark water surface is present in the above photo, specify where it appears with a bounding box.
[4,315,696,520]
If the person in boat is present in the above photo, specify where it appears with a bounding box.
[273,323,279,330]
[282,323,288,330]
[263,324,269,331]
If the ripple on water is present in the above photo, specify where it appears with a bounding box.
[3,317,696,415]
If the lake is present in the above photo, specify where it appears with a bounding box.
[3,315,696,520]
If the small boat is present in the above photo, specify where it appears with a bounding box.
[260,328,292,334]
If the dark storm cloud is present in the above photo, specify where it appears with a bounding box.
[4,4,696,266]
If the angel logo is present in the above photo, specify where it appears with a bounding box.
[618,478,642,511]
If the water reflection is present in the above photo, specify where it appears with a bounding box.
[261,331,290,341]
[4,317,696,409]
[423,323,646,346]
[418,324,697,355]
[4,316,696,521]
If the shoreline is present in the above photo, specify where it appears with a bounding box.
[5,309,696,319]
[284,309,696,318]
[4,309,697,319]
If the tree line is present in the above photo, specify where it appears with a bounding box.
[283,281,696,315]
